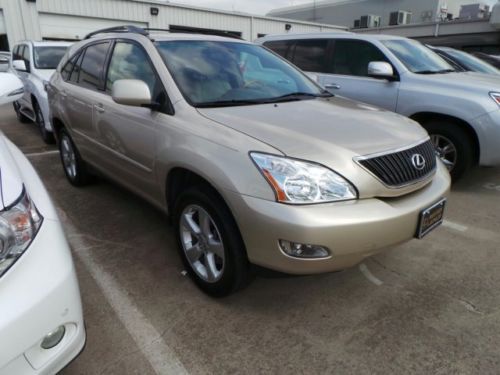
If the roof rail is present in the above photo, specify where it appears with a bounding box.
[145,27,242,40]
[84,25,149,40]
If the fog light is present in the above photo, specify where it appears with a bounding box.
[41,325,65,349]
[279,240,330,258]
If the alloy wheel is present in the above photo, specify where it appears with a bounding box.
[61,136,77,179]
[179,204,225,283]
[431,134,457,171]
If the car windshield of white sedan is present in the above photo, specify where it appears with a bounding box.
[155,40,329,107]
[34,47,68,69]
[383,39,455,74]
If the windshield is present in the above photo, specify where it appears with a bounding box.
[34,46,68,69]
[443,48,499,75]
[155,40,326,107]
[382,39,454,74]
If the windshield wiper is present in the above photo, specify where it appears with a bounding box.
[414,69,455,74]
[267,91,333,103]
[196,99,267,108]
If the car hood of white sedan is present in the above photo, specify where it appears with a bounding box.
[0,133,23,210]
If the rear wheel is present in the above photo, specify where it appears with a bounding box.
[59,128,92,186]
[33,100,55,144]
[173,186,250,297]
[13,101,30,123]
[424,121,474,182]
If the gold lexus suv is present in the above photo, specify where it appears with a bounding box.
[48,26,450,296]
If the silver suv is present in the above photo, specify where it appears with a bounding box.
[11,41,71,143]
[258,33,500,181]
[48,26,450,296]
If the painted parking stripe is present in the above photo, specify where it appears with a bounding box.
[61,216,189,375]
[359,263,383,286]
[442,220,468,232]
[25,150,59,157]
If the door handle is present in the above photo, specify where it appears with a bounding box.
[94,103,105,113]
[325,83,341,90]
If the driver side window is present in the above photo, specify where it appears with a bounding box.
[332,40,389,77]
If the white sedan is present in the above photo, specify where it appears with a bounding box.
[0,74,86,374]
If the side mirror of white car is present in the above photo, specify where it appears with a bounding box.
[368,61,397,81]
[12,59,28,72]
[112,79,153,108]
[0,73,24,105]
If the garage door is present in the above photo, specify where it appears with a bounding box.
[39,14,148,40]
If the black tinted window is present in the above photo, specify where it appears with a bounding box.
[332,40,389,76]
[12,45,20,60]
[34,46,68,69]
[292,39,329,72]
[263,40,293,59]
[70,51,85,83]
[78,42,110,90]
[61,52,80,81]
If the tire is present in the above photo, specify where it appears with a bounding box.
[33,100,55,144]
[173,186,250,297]
[13,101,30,123]
[423,121,474,182]
[58,128,92,186]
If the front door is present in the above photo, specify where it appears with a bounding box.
[319,39,400,112]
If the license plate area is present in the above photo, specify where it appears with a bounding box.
[416,198,446,239]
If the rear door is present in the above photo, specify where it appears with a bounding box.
[320,39,400,111]
[63,41,111,161]
[14,44,31,108]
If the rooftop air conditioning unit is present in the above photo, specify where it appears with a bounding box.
[360,14,381,28]
[389,10,412,25]
[353,19,361,28]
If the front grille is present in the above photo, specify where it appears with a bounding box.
[357,140,437,187]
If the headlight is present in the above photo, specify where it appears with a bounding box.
[250,152,357,204]
[0,189,43,277]
[8,87,24,97]
[490,92,500,106]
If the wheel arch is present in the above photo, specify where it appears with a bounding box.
[410,112,480,164]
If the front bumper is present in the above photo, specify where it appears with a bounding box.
[225,162,450,275]
[472,108,500,166]
[0,218,86,375]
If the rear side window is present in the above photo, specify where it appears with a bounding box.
[331,40,389,77]
[78,42,110,90]
[292,39,329,73]
[61,52,80,81]
[12,45,20,60]
[70,51,84,83]
[263,40,293,59]
[22,45,31,68]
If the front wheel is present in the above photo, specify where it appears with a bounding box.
[59,128,92,186]
[424,121,474,182]
[173,187,250,297]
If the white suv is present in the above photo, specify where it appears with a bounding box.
[11,41,71,143]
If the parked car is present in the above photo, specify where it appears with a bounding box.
[258,33,500,181]
[0,75,85,374]
[472,52,500,69]
[0,73,23,105]
[428,46,499,75]
[0,52,11,72]
[11,41,72,144]
[48,26,450,297]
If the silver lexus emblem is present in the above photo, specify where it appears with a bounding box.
[411,154,426,170]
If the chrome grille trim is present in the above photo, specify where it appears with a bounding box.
[355,139,437,188]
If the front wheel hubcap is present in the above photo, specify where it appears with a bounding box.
[431,134,457,171]
[180,205,225,283]
[61,136,77,179]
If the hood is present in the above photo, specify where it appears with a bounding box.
[0,134,23,210]
[411,71,500,92]
[35,69,56,82]
[198,96,427,162]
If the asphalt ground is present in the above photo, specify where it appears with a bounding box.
[1,104,500,374]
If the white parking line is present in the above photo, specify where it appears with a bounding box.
[442,220,468,232]
[25,150,59,157]
[62,217,189,375]
[359,263,383,286]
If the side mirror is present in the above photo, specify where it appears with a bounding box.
[368,61,396,80]
[112,79,152,107]
[12,60,27,72]
[0,73,24,105]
